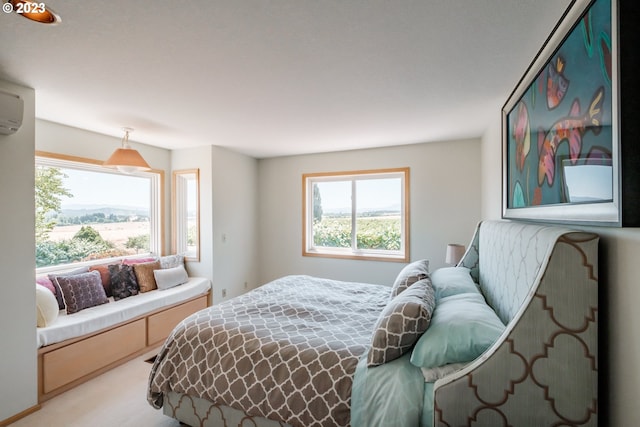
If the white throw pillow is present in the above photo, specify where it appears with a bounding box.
[36,284,59,327]
[153,265,189,290]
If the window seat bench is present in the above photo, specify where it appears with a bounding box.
[37,276,211,403]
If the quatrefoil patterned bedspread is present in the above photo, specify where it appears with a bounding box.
[147,275,390,427]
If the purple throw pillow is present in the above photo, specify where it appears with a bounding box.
[56,270,109,315]
[48,266,91,310]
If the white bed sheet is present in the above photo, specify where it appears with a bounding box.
[37,277,210,348]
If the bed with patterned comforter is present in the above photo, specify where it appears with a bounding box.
[148,221,600,427]
[147,275,395,427]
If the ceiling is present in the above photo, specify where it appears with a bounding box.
[0,0,571,158]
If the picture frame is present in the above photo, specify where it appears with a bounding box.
[501,0,629,226]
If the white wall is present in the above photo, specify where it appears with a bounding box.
[35,120,173,255]
[480,113,502,220]
[211,146,259,300]
[257,139,481,285]
[171,145,260,303]
[0,81,37,421]
[481,116,640,426]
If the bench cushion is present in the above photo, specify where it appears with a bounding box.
[37,276,210,348]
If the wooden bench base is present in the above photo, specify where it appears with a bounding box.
[38,293,208,403]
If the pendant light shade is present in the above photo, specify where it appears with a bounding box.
[103,128,151,174]
[8,1,61,24]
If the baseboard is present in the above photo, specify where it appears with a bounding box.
[0,404,41,427]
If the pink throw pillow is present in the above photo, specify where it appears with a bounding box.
[122,257,157,265]
[36,276,56,295]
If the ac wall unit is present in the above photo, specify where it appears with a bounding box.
[0,90,24,135]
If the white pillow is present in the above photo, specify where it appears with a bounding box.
[36,284,59,327]
[153,265,189,290]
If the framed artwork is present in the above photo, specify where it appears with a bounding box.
[502,0,624,226]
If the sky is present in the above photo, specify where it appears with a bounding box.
[59,168,150,210]
[563,164,612,202]
[59,167,398,213]
[316,178,401,213]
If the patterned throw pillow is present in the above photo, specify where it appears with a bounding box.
[133,260,161,293]
[368,278,436,367]
[390,259,430,298]
[56,270,109,315]
[159,254,184,269]
[49,266,91,310]
[108,264,140,300]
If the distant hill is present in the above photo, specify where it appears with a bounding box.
[323,204,401,216]
[60,204,149,218]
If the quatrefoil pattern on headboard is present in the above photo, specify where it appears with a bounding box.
[435,221,599,427]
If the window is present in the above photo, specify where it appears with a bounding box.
[303,168,409,262]
[35,152,163,273]
[172,169,200,261]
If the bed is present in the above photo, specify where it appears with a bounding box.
[147,220,599,427]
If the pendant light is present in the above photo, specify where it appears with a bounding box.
[7,1,61,24]
[103,127,151,174]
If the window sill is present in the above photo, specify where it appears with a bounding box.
[303,248,408,263]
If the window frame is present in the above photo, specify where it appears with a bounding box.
[171,168,200,262]
[302,167,410,262]
[35,151,164,274]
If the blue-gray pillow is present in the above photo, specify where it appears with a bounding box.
[430,267,480,300]
[410,292,505,369]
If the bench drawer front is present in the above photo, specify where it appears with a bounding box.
[42,319,146,393]
[147,296,207,346]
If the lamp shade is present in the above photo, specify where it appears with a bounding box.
[9,1,61,24]
[445,243,465,266]
[103,147,151,173]
[103,128,151,174]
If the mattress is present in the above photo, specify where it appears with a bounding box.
[37,276,210,348]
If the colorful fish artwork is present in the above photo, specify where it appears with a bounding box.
[513,101,530,171]
[538,86,605,186]
[512,181,526,208]
[506,0,612,211]
[599,32,612,84]
[547,57,569,109]
[585,146,612,164]
[582,10,594,57]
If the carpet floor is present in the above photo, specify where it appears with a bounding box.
[9,349,181,427]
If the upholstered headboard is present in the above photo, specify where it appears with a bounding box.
[436,220,599,426]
